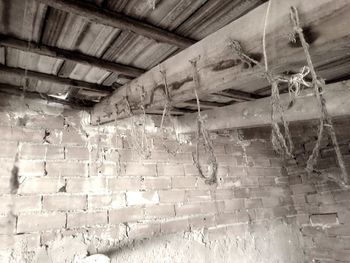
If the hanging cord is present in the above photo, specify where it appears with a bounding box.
[290,6,349,186]
[159,68,172,129]
[190,59,218,185]
[228,40,294,158]
[159,68,181,156]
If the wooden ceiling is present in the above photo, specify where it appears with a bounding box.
[0,0,267,109]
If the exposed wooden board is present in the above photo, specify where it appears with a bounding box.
[179,100,228,109]
[175,80,350,133]
[214,90,263,101]
[0,64,113,94]
[0,35,145,77]
[91,0,350,124]
[35,0,196,49]
[0,83,92,109]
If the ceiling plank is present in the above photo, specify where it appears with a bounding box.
[91,0,350,124]
[35,0,196,49]
[0,35,145,78]
[175,80,350,133]
[0,65,113,94]
[0,83,92,109]
[213,90,263,102]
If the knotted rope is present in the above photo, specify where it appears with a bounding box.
[290,6,349,186]
[190,59,218,184]
[229,40,294,158]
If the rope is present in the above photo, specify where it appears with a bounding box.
[229,40,294,158]
[290,6,349,186]
[190,59,218,185]
[262,0,272,71]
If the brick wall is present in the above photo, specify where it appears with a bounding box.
[0,107,295,260]
[285,119,350,262]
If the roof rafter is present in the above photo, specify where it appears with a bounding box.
[35,0,196,49]
[91,0,350,124]
[0,35,145,78]
[0,65,114,94]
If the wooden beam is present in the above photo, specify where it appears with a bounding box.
[36,0,195,49]
[0,83,92,109]
[91,0,350,124]
[214,90,263,101]
[0,65,113,94]
[175,81,350,133]
[0,35,145,78]
[178,100,229,109]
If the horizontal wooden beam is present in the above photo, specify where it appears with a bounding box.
[178,100,229,109]
[91,0,350,124]
[213,90,263,102]
[0,35,145,78]
[36,0,195,49]
[0,65,113,94]
[0,83,92,109]
[175,80,350,133]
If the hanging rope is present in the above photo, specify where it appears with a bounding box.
[228,40,294,158]
[190,59,218,185]
[159,68,172,130]
[158,68,182,156]
[290,6,349,186]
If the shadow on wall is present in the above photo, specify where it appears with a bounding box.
[103,219,304,263]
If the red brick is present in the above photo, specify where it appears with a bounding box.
[189,215,216,229]
[244,198,262,209]
[67,211,108,228]
[0,126,44,143]
[216,213,235,225]
[109,206,144,223]
[19,177,64,194]
[258,176,276,186]
[20,144,64,160]
[185,190,211,202]
[172,177,197,189]
[145,204,175,219]
[262,197,281,208]
[246,167,281,177]
[290,184,316,195]
[183,164,199,176]
[65,147,90,160]
[310,213,338,226]
[0,177,11,194]
[0,160,13,177]
[42,194,87,211]
[0,195,41,213]
[126,191,159,206]
[66,177,107,193]
[88,193,126,210]
[17,213,66,233]
[127,223,161,239]
[161,218,189,234]
[224,199,244,212]
[46,162,88,177]
[90,163,117,176]
[18,160,45,176]
[175,203,201,216]
[108,177,141,191]
[241,176,259,187]
[124,163,156,176]
[25,115,64,130]
[200,201,225,214]
[158,190,185,203]
[158,164,184,176]
[0,142,18,158]
[61,130,86,145]
[142,177,171,190]
[333,190,350,202]
[0,215,15,234]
